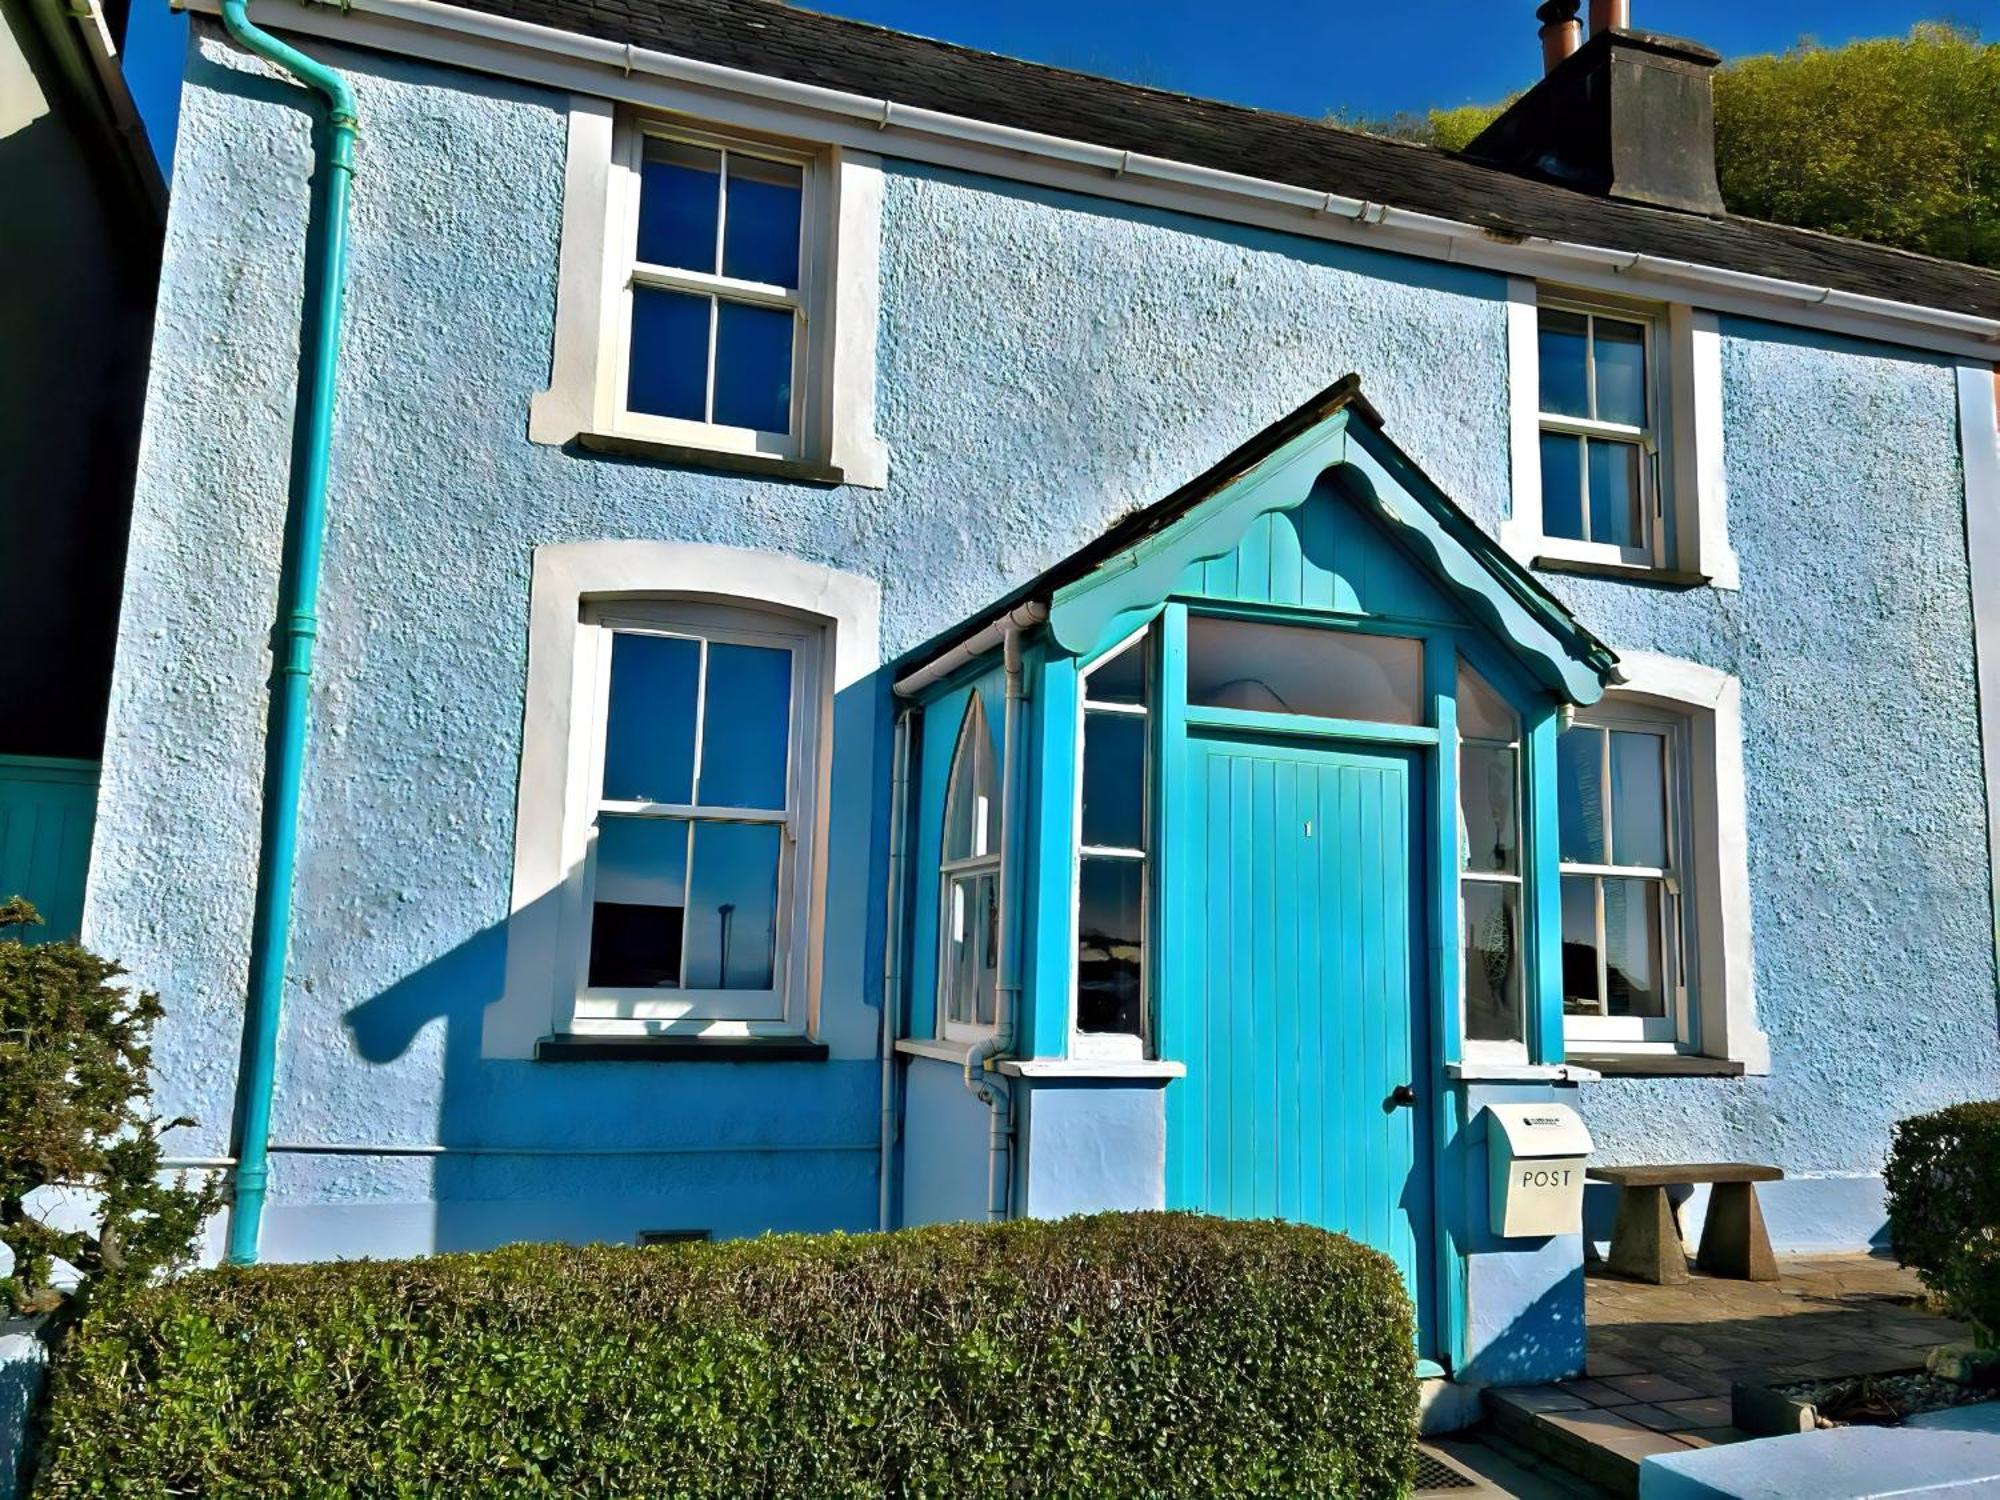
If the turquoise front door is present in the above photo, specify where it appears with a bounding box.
[1165,732,1437,1350]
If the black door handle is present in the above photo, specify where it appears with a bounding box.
[1389,1083,1418,1109]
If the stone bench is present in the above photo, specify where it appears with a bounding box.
[1588,1163,1784,1285]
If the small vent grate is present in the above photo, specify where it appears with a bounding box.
[1412,1449,1480,1493]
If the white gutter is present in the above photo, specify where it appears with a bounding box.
[893,601,1048,698]
[197,0,2000,362]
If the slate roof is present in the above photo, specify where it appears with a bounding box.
[889,374,1619,689]
[451,0,2000,319]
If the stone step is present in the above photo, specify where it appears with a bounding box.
[1484,1385,1696,1499]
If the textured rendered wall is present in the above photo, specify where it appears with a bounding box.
[92,28,1994,1261]
[1558,323,2000,1234]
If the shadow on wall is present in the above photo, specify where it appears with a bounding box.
[326,663,893,1258]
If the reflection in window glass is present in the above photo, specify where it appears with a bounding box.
[585,614,802,1000]
[1537,309,1590,419]
[1557,717,1680,1027]
[698,643,792,810]
[943,697,998,864]
[627,287,709,422]
[1083,635,1147,706]
[1078,858,1143,1035]
[945,871,997,1029]
[629,137,803,437]
[1594,317,1648,427]
[1536,306,1653,553]
[1460,744,1519,876]
[1075,628,1151,1046]
[602,633,699,803]
[1463,881,1522,1045]
[684,821,780,990]
[720,154,803,287]
[713,301,795,434]
[1081,713,1145,850]
[589,815,690,988]
[1457,658,1519,743]
[637,139,719,274]
[1186,616,1422,724]
[1587,439,1644,550]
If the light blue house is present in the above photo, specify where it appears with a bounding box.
[63,0,2000,1415]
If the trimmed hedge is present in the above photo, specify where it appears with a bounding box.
[33,1213,1418,1497]
[1885,1100,2000,1345]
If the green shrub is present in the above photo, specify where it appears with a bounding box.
[33,1213,1417,1498]
[1885,1100,2000,1345]
[0,898,221,1320]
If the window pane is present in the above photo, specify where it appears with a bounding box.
[712,301,794,433]
[1609,730,1668,869]
[697,642,792,811]
[1604,876,1665,1018]
[721,155,803,288]
[684,821,780,990]
[1540,432,1585,541]
[588,815,689,988]
[628,287,709,422]
[1460,744,1519,876]
[945,699,997,863]
[1538,308,1590,419]
[946,871,997,1027]
[1078,857,1144,1036]
[1587,438,1645,551]
[1456,656,1518,743]
[1593,316,1648,428]
[1463,881,1522,1044]
[1186,616,1422,724]
[1083,634,1147,706]
[1560,874,1601,1015]
[601,632,699,803]
[1081,711,1145,850]
[1557,726,1606,863]
[637,139,719,273]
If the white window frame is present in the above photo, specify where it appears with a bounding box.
[1533,299,1663,570]
[531,96,889,487]
[567,602,819,1025]
[937,695,1001,1044]
[1458,662,1528,1068]
[1558,710,1689,1048]
[1070,624,1152,1063]
[489,541,880,1058]
[1503,280,1739,589]
[1560,652,1768,1070]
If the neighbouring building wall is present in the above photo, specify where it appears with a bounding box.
[90,27,1996,1263]
[0,0,153,764]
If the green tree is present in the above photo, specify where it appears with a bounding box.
[0,898,221,1321]
[1350,24,2000,270]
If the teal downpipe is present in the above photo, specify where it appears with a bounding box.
[219,0,357,1266]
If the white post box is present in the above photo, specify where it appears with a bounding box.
[1486,1102,1593,1237]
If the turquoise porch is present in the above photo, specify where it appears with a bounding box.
[884,377,1618,1387]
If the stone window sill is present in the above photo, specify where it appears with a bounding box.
[1531,553,1711,589]
[1567,1051,1745,1078]
[994,1058,1187,1081]
[1446,1061,1601,1083]
[574,431,852,486]
[536,1034,829,1063]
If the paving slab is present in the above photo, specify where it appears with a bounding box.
[1637,1421,2000,1498]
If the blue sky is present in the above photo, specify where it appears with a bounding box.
[124,0,1997,179]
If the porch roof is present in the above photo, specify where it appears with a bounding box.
[891,375,1621,705]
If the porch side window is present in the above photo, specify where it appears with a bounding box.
[1537,304,1658,564]
[1558,712,1687,1044]
[1076,629,1150,1052]
[939,695,1001,1039]
[1457,658,1525,1053]
[576,602,821,1023]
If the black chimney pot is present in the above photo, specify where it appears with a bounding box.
[1464,27,1725,216]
